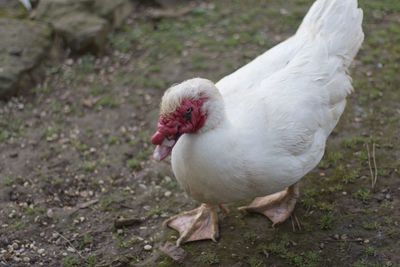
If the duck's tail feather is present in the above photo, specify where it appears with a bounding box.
[297,0,364,68]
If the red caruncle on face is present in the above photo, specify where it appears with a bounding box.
[151,98,207,161]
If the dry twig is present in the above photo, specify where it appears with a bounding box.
[366,143,378,191]
[55,231,84,260]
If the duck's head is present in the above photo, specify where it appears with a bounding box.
[151,78,224,161]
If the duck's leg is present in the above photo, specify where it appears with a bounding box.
[239,183,299,226]
[164,203,219,246]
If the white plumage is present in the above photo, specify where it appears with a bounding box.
[170,0,364,204]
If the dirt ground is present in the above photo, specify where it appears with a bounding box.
[0,0,399,266]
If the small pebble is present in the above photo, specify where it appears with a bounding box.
[37,248,45,254]
[47,209,54,218]
[164,191,172,197]
[65,58,74,65]
[144,245,152,251]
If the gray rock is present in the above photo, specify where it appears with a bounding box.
[35,0,133,53]
[52,12,109,52]
[0,18,52,98]
[0,0,30,18]
[35,0,93,20]
[93,0,134,28]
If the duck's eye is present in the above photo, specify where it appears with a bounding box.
[183,107,193,121]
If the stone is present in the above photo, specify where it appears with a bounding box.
[0,18,52,98]
[0,0,30,18]
[35,0,109,53]
[35,0,92,19]
[52,12,109,53]
[143,244,152,251]
[93,0,134,28]
[35,0,133,53]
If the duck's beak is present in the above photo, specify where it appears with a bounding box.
[151,131,176,161]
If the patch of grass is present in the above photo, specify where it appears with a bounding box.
[79,234,93,249]
[316,202,335,212]
[77,55,95,74]
[342,169,360,184]
[62,255,80,267]
[248,257,265,267]
[342,136,367,149]
[319,151,343,169]
[243,232,258,243]
[364,246,377,257]
[34,85,52,95]
[127,157,141,170]
[301,188,317,210]
[82,161,97,173]
[24,206,46,216]
[195,251,220,265]
[71,140,89,153]
[44,126,60,141]
[260,234,320,267]
[9,220,26,230]
[357,150,369,163]
[147,206,162,217]
[157,257,176,267]
[0,130,10,142]
[127,150,151,171]
[86,254,97,267]
[99,193,124,212]
[107,136,119,145]
[362,221,380,231]
[354,188,371,204]
[96,95,118,109]
[3,176,15,186]
[319,214,335,230]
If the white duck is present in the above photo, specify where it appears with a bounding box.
[151,0,364,246]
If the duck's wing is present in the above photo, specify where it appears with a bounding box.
[230,0,363,181]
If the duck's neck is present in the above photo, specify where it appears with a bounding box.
[199,91,227,134]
